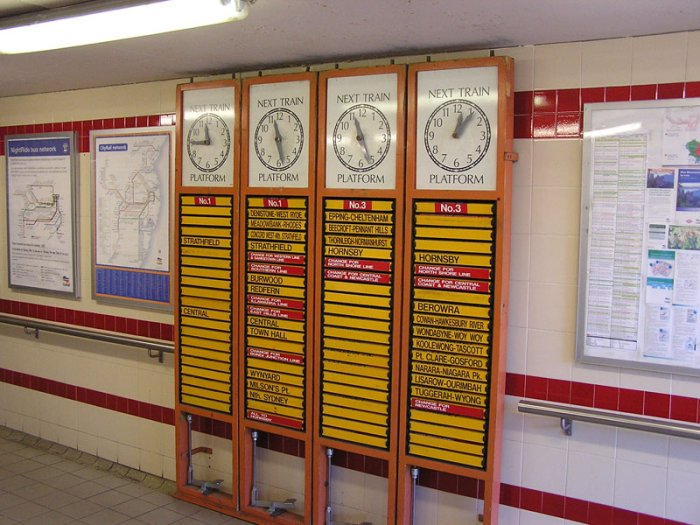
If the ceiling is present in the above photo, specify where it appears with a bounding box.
[0,0,699,98]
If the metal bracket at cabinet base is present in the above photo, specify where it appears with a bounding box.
[185,414,223,495]
[325,448,372,525]
[250,431,296,516]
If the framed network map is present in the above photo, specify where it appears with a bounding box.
[577,98,700,376]
[90,127,174,309]
[5,132,79,297]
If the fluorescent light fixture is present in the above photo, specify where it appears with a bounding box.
[0,0,250,54]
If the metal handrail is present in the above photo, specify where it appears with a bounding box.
[0,313,173,362]
[518,398,700,441]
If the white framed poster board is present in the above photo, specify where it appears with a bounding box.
[90,127,174,309]
[5,132,79,296]
[578,98,700,376]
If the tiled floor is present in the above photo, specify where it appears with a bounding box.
[0,427,251,525]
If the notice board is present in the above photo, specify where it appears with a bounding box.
[578,98,700,376]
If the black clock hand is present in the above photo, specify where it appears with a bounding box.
[273,120,285,162]
[204,124,211,145]
[353,117,372,163]
[452,111,474,139]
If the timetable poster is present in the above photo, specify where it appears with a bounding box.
[579,100,700,374]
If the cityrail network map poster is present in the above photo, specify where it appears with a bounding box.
[5,133,78,296]
[578,99,700,375]
[91,128,174,308]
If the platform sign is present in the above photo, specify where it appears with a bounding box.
[243,196,309,430]
[406,200,496,468]
[319,198,397,449]
[178,195,234,414]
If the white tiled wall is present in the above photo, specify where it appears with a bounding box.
[1,30,700,525]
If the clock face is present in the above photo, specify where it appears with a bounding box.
[325,72,400,189]
[424,99,491,172]
[254,108,304,171]
[415,65,499,191]
[186,113,231,172]
[247,79,311,188]
[332,103,391,172]
[181,85,236,187]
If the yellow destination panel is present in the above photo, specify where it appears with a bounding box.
[247,208,307,220]
[181,356,231,373]
[322,415,386,437]
[322,427,387,449]
[247,390,303,408]
[247,316,305,333]
[180,246,232,259]
[247,368,304,387]
[412,312,490,332]
[181,317,231,333]
[410,386,487,407]
[324,246,392,260]
[180,394,230,414]
[181,306,230,322]
[412,337,489,357]
[181,384,231,403]
[323,350,389,369]
[181,205,232,217]
[409,443,483,468]
[181,196,232,207]
[181,266,231,281]
[181,276,232,291]
[181,336,231,353]
[324,211,393,224]
[325,199,394,212]
[246,240,306,254]
[411,350,488,370]
[325,235,393,249]
[181,345,230,363]
[415,227,493,241]
[246,326,305,343]
[323,393,388,415]
[412,325,490,345]
[410,420,484,444]
[413,252,492,267]
[323,371,388,392]
[414,201,493,215]
[247,336,304,354]
[411,361,488,383]
[323,314,390,333]
[247,399,303,420]
[247,273,305,289]
[246,283,305,299]
[324,280,390,297]
[181,216,232,227]
[181,296,231,312]
[412,374,489,395]
[181,256,232,270]
[410,433,484,457]
[180,286,231,301]
[181,326,231,343]
[322,404,388,426]
[246,379,303,398]
[247,358,304,377]
[323,337,388,356]
[324,293,391,310]
[181,374,230,392]
[324,326,389,345]
[414,239,492,254]
[415,214,493,228]
[413,300,490,319]
[414,288,491,306]
[248,218,306,230]
[248,197,307,209]
[181,237,232,249]
[247,230,306,243]
[324,223,393,236]
[411,409,486,431]
[323,303,391,320]
[324,360,389,380]
[324,383,389,403]
[181,226,232,238]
